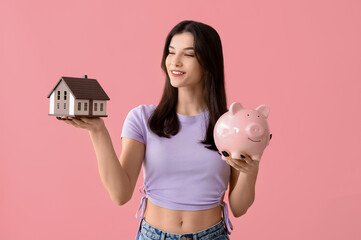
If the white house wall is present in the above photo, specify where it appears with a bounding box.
[69,94,75,116]
[52,80,71,116]
[49,92,55,114]
[92,100,107,116]
[74,99,90,116]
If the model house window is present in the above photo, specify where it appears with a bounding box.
[84,103,88,111]
[64,91,67,100]
[78,102,81,111]
[100,103,104,111]
[57,91,60,100]
[94,103,98,111]
[64,103,66,109]
[57,103,60,109]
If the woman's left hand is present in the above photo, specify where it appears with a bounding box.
[219,151,259,176]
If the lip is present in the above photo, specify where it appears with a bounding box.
[169,70,185,77]
[248,137,261,142]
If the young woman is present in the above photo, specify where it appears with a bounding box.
[61,20,259,240]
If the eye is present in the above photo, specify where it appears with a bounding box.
[169,52,175,55]
[247,114,249,116]
[185,54,194,57]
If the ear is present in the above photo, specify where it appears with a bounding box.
[229,102,243,116]
[256,104,270,118]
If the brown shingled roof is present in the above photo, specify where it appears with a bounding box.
[47,76,110,100]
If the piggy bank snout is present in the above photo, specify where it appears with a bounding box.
[245,123,265,138]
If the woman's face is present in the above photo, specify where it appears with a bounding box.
[165,32,203,89]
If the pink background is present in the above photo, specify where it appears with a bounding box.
[1,0,360,239]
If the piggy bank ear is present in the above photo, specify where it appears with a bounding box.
[256,104,270,118]
[229,102,243,116]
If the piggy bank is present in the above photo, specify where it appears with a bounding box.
[214,102,272,161]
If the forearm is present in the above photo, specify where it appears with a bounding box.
[89,126,131,204]
[229,171,257,217]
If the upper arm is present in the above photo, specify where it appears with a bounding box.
[119,137,145,200]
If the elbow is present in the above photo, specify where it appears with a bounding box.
[113,198,128,206]
[232,208,248,218]
[231,199,255,218]
[110,193,131,206]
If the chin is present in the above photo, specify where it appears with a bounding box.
[169,79,182,88]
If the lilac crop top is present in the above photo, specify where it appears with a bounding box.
[120,105,233,237]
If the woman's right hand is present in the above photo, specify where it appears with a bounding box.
[58,116,105,133]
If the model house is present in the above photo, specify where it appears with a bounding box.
[48,75,110,117]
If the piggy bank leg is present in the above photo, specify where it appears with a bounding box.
[231,152,243,160]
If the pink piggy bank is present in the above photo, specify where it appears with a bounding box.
[214,102,272,161]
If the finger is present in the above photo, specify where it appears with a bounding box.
[240,153,253,164]
[59,116,73,125]
[221,151,231,158]
[243,157,253,164]
[71,117,83,123]
[226,159,241,171]
[221,151,231,161]
[71,118,88,128]
[229,158,247,168]
[57,116,68,121]
[61,116,73,121]
[64,119,72,125]
[64,118,81,127]
[217,151,228,161]
[80,117,90,123]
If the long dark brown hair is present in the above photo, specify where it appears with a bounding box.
[149,20,227,151]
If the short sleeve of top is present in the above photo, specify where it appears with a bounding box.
[120,105,147,144]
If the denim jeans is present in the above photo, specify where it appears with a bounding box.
[137,218,230,240]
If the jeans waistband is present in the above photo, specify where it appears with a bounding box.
[140,218,227,240]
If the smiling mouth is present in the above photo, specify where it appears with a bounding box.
[170,70,185,76]
[248,138,261,142]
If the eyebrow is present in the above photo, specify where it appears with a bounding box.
[169,46,195,51]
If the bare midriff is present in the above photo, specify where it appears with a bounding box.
[143,199,223,234]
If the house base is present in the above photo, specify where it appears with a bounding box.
[49,114,108,118]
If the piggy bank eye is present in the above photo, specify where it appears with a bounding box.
[258,115,259,117]
[247,114,249,116]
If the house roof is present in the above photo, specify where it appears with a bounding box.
[47,76,110,100]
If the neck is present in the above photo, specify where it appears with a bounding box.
[176,86,206,116]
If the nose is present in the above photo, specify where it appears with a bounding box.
[170,53,182,67]
[245,123,265,138]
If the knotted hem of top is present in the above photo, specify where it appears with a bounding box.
[134,186,233,240]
